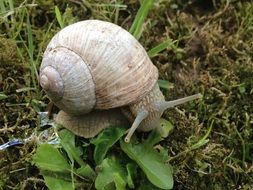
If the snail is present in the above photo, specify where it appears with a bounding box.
[39,20,201,142]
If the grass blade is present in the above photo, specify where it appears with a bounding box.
[7,0,14,11]
[0,0,6,15]
[26,12,39,90]
[190,120,213,150]
[0,93,8,100]
[13,7,26,39]
[35,21,54,64]
[55,6,64,28]
[129,0,154,39]
[148,38,176,58]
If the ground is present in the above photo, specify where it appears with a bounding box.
[0,0,253,189]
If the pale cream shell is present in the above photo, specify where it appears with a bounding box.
[41,20,158,112]
[40,47,96,114]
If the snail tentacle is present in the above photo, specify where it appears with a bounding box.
[155,93,202,113]
[124,109,148,143]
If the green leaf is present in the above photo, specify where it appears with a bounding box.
[113,173,126,190]
[55,5,64,28]
[137,181,162,190]
[158,80,174,90]
[147,38,174,58]
[126,163,137,189]
[129,0,154,39]
[95,158,127,190]
[0,93,8,100]
[42,171,74,190]
[120,139,173,189]
[91,126,126,164]
[145,130,163,147]
[157,118,174,138]
[33,143,70,172]
[59,129,86,166]
[76,165,96,180]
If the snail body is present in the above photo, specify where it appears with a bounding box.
[55,108,129,138]
[40,20,201,142]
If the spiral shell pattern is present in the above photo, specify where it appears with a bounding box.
[40,20,158,114]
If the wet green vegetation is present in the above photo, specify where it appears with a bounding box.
[0,0,253,189]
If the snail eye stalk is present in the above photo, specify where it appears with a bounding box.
[155,93,202,113]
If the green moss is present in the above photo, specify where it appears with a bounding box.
[0,37,21,67]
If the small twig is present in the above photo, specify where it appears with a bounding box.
[0,125,17,133]
[46,100,54,118]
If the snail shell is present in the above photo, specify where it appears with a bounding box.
[40,20,158,115]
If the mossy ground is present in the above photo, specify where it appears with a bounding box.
[0,0,252,189]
